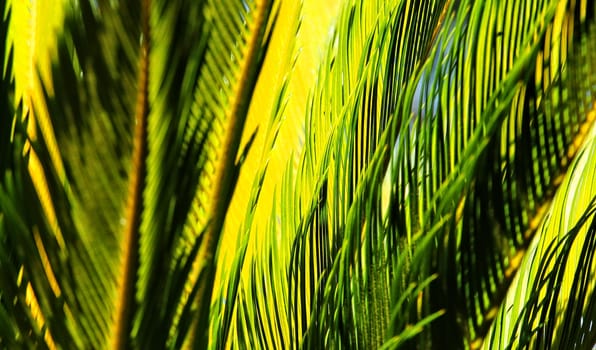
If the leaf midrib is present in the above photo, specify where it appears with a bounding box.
[111,0,150,348]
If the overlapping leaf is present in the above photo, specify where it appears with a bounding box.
[1,0,276,348]
[1,0,595,349]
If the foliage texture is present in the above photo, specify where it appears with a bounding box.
[1,0,595,349]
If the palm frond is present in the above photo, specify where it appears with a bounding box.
[483,120,596,348]
[236,0,596,348]
[1,0,277,348]
[1,0,595,349]
[427,1,596,347]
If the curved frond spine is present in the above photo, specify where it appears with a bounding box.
[111,0,150,348]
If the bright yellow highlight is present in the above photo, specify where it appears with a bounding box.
[209,0,342,346]
[26,283,57,350]
[8,3,67,347]
[215,0,341,295]
[32,227,62,297]
[9,0,67,248]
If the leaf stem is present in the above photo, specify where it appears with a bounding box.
[112,0,150,348]
[186,0,273,347]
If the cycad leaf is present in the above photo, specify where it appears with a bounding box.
[427,1,596,347]
[483,117,596,349]
[2,0,596,349]
[1,0,277,348]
